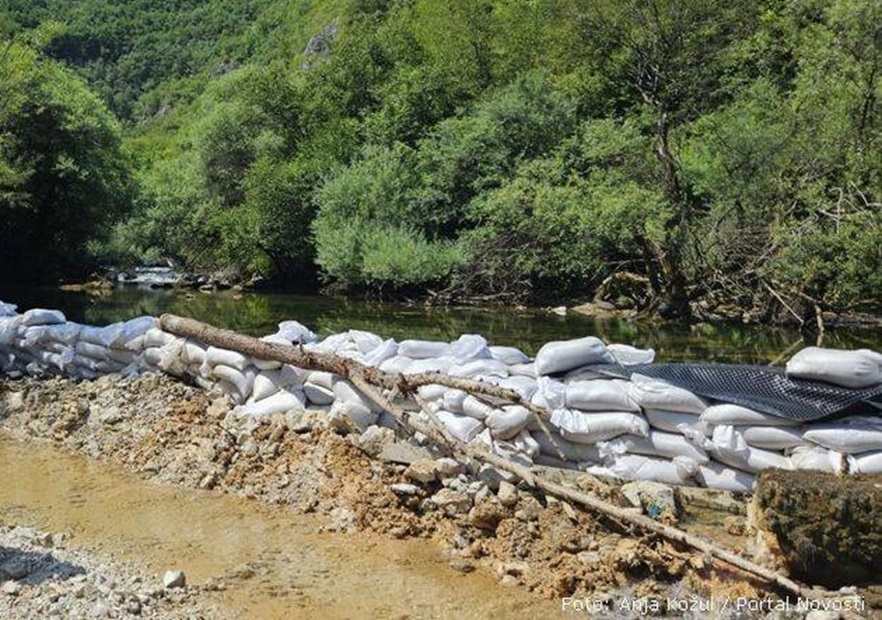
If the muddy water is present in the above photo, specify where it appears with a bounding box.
[0,435,563,619]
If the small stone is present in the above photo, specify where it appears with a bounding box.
[35,532,54,547]
[98,406,122,425]
[405,459,438,484]
[448,558,475,574]
[514,496,543,522]
[355,426,395,458]
[1,581,20,596]
[6,392,24,411]
[390,483,420,496]
[499,574,520,587]
[162,570,186,589]
[431,488,472,516]
[434,458,463,478]
[621,481,679,520]
[378,441,433,465]
[577,551,601,566]
[92,599,111,618]
[497,481,519,507]
[1,559,30,580]
[468,500,506,530]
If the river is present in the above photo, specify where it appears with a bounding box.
[3,286,881,363]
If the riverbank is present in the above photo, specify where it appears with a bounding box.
[0,373,797,618]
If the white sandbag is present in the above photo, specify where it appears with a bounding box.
[0,301,17,316]
[303,382,335,405]
[143,347,163,367]
[533,430,602,463]
[508,362,536,378]
[379,355,414,374]
[590,454,697,486]
[398,340,452,360]
[461,395,494,420]
[550,409,649,444]
[489,346,529,365]
[450,334,491,362]
[205,346,249,371]
[534,336,613,376]
[697,462,756,492]
[253,357,283,371]
[606,344,655,366]
[485,405,531,440]
[535,376,566,410]
[564,366,610,381]
[329,399,378,431]
[566,379,640,412]
[786,346,882,388]
[107,348,137,365]
[181,343,207,366]
[144,328,174,348]
[709,425,792,473]
[447,359,509,379]
[503,430,540,458]
[402,357,456,374]
[0,317,21,345]
[740,426,807,450]
[644,409,705,434]
[498,376,537,400]
[123,334,146,352]
[628,374,708,414]
[21,308,65,326]
[305,371,335,390]
[802,420,882,454]
[362,339,398,367]
[212,364,257,399]
[74,341,112,362]
[80,323,127,348]
[790,445,845,473]
[236,389,306,417]
[345,329,382,353]
[442,389,468,413]
[252,373,282,402]
[700,404,798,427]
[436,410,484,443]
[110,316,157,349]
[22,323,82,347]
[417,384,447,401]
[850,451,882,474]
[275,320,317,344]
[333,380,379,412]
[609,430,710,464]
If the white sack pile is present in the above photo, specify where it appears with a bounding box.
[2,301,880,490]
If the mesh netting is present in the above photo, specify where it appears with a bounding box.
[592,363,882,422]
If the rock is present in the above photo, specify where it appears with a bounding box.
[5,392,24,412]
[125,599,143,615]
[378,441,433,465]
[330,507,357,533]
[477,464,517,490]
[448,558,475,574]
[468,499,507,530]
[286,410,325,433]
[1,581,20,596]
[496,561,530,578]
[1,559,30,580]
[355,426,395,458]
[162,570,186,589]
[98,406,122,425]
[499,574,520,587]
[390,483,420,496]
[434,458,463,478]
[92,599,111,617]
[431,489,472,516]
[621,481,680,520]
[514,496,543,522]
[405,459,438,484]
[497,481,519,507]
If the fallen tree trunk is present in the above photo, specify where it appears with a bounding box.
[159,313,838,601]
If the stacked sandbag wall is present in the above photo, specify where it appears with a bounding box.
[1,301,880,492]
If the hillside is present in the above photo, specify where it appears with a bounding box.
[1,0,880,322]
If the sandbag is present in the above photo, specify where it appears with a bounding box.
[235,389,306,417]
[644,409,705,434]
[450,334,491,362]
[489,346,529,365]
[740,426,807,450]
[790,446,845,473]
[697,462,756,492]
[608,430,710,464]
[252,373,282,402]
[442,389,468,413]
[403,357,456,374]
[566,379,640,412]
[700,404,798,427]
[550,409,649,444]
[143,347,163,367]
[275,320,317,344]
[849,450,882,475]
[417,384,447,401]
[534,337,613,376]
[533,430,602,463]
[379,355,414,375]
[436,410,484,443]
[786,346,882,388]
[329,400,378,431]
[535,376,566,411]
[348,329,383,353]
[0,317,21,346]
[74,341,112,362]
[110,316,157,349]
[21,308,65,326]
[485,405,531,440]
[333,380,379,412]
[180,343,207,366]
[0,301,17,317]
[501,430,540,458]
[802,419,882,454]
[205,347,249,371]
[212,364,257,400]
[303,382,335,405]
[461,395,494,420]
[708,426,792,474]
[508,362,536,378]
[629,374,708,414]
[590,454,697,486]
[144,328,174,348]
[398,340,452,360]
[498,375,537,400]
[448,359,509,379]
[606,343,655,366]
[362,339,398,367]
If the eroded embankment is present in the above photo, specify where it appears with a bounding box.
[0,374,872,619]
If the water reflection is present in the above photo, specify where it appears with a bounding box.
[3,286,880,363]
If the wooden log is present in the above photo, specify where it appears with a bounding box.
[159,313,840,601]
